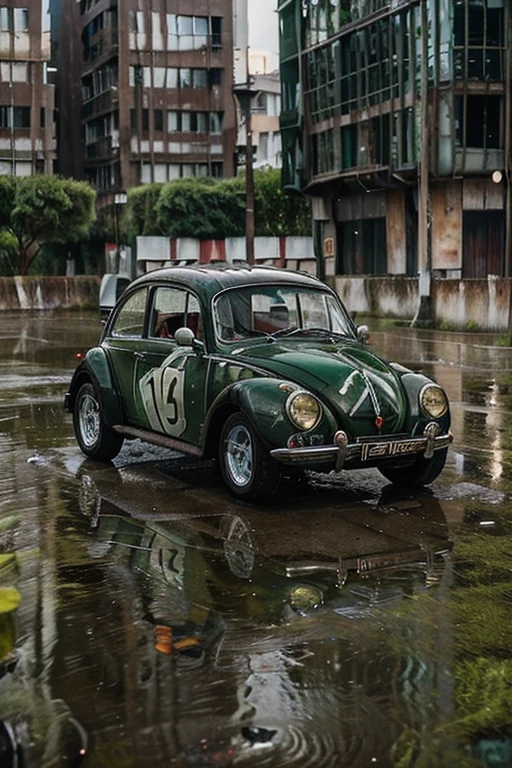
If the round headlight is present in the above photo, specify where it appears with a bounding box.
[286,391,322,431]
[420,384,448,419]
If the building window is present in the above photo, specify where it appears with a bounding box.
[167,110,222,133]
[0,7,29,32]
[166,14,221,51]
[208,69,222,87]
[130,109,149,131]
[209,112,222,133]
[455,94,501,149]
[0,62,28,83]
[128,10,144,33]
[211,17,222,48]
[311,129,335,176]
[454,0,504,81]
[13,8,28,32]
[154,109,163,131]
[259,132,269,160]
[0,106,30,129]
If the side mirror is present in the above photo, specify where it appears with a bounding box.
[174,327,205,353]
[357,324,370,344]
[175,327,194,346]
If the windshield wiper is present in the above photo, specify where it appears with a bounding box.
[267,326,350,342]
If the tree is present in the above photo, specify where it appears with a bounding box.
[121,168,313,242]
[253,167,312,236]
[0,176,96,275]
[156,177,246,239]
[124,183,164,242]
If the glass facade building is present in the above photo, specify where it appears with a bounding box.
[278,0,510,279]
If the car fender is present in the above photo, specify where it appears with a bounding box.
[67,347,123,427]
[205,377,337,450]
[396,371,451,433]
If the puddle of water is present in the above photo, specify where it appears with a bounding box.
[0,312,512,767]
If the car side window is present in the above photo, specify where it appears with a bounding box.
[110,288,148,338]
[187,294,203,339]
[150,286,188,339]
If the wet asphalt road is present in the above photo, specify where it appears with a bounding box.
[1,311,512,768]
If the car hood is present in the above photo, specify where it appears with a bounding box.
[232,340,407,435]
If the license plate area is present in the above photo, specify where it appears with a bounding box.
[359,437,425,462]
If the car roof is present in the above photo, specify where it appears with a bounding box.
[130,264,328,300]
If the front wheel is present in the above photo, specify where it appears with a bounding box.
[379,448,447,487]
[73,381,124,462]
[219,413,280,501]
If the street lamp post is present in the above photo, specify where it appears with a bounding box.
[114,191,127,274]
[234,77,258,267]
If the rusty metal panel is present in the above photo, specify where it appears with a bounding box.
[386,189,406,274]
[484,182,504,210]
[463,180,485,209]
[431,182,462,270]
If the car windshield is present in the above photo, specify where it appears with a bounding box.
[213,285,355,342]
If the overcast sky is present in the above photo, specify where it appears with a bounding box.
[248,0,279,63]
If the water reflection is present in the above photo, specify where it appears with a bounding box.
[1,457,458,767]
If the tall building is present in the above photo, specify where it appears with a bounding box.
[0,0,55,176]
[54,0,237,199]
[278,0,511,281]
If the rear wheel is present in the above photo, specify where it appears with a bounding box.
[379,448,447,487]
[73,381,124,462]
[219,413,280,501]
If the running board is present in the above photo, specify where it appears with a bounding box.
[113,425,203,457]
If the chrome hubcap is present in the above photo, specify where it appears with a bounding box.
[225,424,253,487]
[79,393,100,448]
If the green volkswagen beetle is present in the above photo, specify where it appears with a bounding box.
[64,265,452,500]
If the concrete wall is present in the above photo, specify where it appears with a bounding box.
[332,276,419,319]
[331,275,512,331]
[1,272,510,333]
[0,276,100,311]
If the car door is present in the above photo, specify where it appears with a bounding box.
[134,286,210,447]
[103,286,149,427]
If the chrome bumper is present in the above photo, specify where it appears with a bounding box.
[270,423,453,470]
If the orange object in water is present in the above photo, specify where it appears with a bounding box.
[173,636,201,651]
[154,625,173,654]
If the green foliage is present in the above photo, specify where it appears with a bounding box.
[454,658,512,737]
[156,177,246,239]
[254,167,312,236]
[0,176,96,275]
[122,168,312,241]
[124,184,164,241]
[0,229,18,275]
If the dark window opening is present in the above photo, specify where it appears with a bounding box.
[336,218,387,275]
[208,68,222,86]
[455,94,501,149]
[211,17,222,48]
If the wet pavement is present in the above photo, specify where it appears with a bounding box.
[1,311,512,767]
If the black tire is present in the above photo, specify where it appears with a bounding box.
[379,448,447,487]
[219,412,280,501]
[73,381,124,462]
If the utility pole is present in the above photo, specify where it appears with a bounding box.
[234,47,257,266]
[412,0,432,327]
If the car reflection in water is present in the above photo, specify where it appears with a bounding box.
[71,463,454,766]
